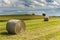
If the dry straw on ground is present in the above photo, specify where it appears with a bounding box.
[6,19,26,34]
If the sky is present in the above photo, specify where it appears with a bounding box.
[0,0,60,16]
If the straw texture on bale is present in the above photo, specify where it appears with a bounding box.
[6,19,26,34]
[44,16,49,21]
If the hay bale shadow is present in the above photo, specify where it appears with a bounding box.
[0,32,16,36]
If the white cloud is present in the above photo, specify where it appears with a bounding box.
[52,1,59,5]
[0,0,60,15]
[0,3,2,6]
[29,5,36,8]
[0,0,60,10]
[45,0,60,9]
[33,1,40,4]
[39,3,45,6]
[55,0,60,3]
[33,0,46,6]
[3,0,11,5]
[24,0,46,10]
[41,0,46,3]
[48,5,58,8]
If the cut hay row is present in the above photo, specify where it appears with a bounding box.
[50,35,60,40]
[27,25,60,40]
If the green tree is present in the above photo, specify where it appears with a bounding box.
[32,13,35,15]
[42,13,46,16]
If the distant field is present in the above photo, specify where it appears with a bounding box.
[0,15,43,20]
[0,16,60,40]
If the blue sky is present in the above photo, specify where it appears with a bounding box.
[0,0,60,16]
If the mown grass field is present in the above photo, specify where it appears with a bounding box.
[0,15,43,20]
[0,15,60,40]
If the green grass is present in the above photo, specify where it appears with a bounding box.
[0,17,60,40]
[0,15,43,20]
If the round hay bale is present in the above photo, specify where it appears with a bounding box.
[44,16,49,21]
[6,19,26,34]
